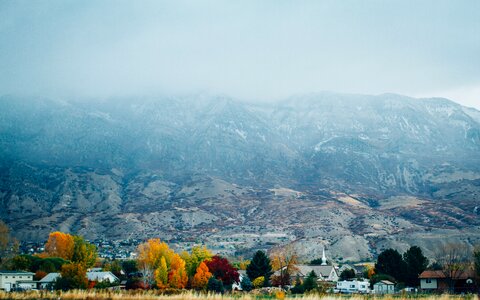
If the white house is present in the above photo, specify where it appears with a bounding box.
[39,273,60,290]
[87,271,119,283]
[373,280,395,294]
[0,271,36,292]
[336,279,371,294]
[39,271,118,290]
[232,270,246,291]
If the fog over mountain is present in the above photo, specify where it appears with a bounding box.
[1,93,479,260]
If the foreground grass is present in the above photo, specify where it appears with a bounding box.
[0,291,477,300]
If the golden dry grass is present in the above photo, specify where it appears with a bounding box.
[0,291,477,300]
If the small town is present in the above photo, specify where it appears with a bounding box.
[1,227,479,299]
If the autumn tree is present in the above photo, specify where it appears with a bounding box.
[154,257,169,289]
[138,239,174,286]
[0,221,18,265]
[168,253,188,288]
[270,245,298,288]
[55,263,88,290]
[180,245,212,278]
[247,250,272,286]
[192,261,212,290]
[45,232,75,260]
[71,235,97,268]
[206,255,239,287]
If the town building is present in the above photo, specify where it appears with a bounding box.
[0,271,36,292]
[373,280,395,294]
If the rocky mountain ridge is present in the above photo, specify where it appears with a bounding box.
[1,92,479,261]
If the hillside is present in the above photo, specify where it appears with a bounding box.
[1,93,480,261]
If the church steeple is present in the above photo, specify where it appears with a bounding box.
[321,246,327,265]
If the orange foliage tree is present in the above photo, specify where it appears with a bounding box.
[168,253,188,289]
[45,232,75,260]
[192,261,212,290]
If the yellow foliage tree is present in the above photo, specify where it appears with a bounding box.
[154,257,169,289]
[45,232,75,260]
[192,261,212,290]
[253,276,265,288]
[168,253,188,288]
[138,239,174,270]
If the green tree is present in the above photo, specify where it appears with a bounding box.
[375,248,406,282]
[11,255,31,271]
[71,236,97,268]
[403,246,428,287]
[339,268,356,280]
[207,277,224,293]
[240,276,253,291]
[302,270,318,291]
[122,260,138,275]
[246,250,272,286]
[290,275,305,294]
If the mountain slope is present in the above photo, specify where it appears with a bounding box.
[1,93,479,260]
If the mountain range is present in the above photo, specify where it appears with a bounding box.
[1,92,480,261]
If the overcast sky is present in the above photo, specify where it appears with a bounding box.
[0,0,479,108]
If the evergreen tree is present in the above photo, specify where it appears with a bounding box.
[302,270,318,291]
[240,276,253,291]
[246,250,272,286]
[339,268,356,280]
[403,246,428,287]
[207,277,224,293]
[375,248,406,282]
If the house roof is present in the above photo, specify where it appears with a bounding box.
[39,273,60,283]
[419,270,475,280]
[0,271,35,275]
[287,265,336,278]
[87,271,119,282]
[419,270,446,279]
[375,280,394,285]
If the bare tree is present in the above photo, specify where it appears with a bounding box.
[435,243,472,292]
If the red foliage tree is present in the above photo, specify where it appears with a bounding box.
[205,255,239,286]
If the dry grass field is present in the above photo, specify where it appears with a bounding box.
[0,291,478,300]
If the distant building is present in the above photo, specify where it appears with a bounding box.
[0,271,36,292]
[274,265,339,283]
[373,280,395,294]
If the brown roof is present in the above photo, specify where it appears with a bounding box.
[419,270,446,279]
[419,270,475,280]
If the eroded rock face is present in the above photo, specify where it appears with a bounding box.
[1,93,480,260]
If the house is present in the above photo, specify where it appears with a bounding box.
[0,271,36,292]
[39,271,118,290]
[39,272,60,290]
[373,280,394,294]
[274,265,339,284]
[336,279,371,293]
[87,271,119,283]
[419,269,476,293]
[419,270,448,292]
[232,270,246,291]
